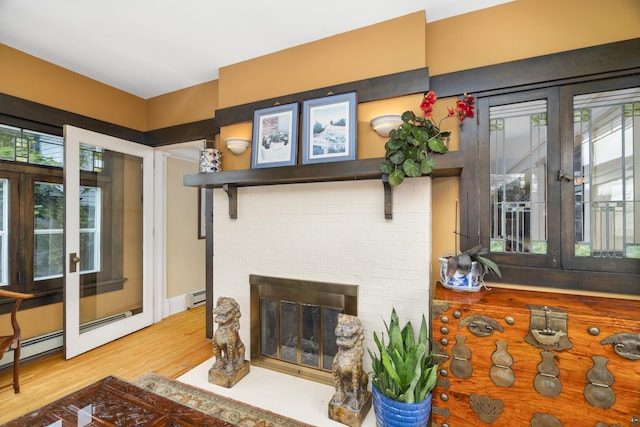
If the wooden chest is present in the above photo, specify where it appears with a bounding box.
[431,286,640,427]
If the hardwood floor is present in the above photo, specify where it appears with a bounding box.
[0,305,212,424]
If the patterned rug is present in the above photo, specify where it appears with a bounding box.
[134,372,314,427]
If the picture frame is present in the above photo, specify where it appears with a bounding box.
[301,91,357,164]
[198,188,206,239]
[251,103,299,169]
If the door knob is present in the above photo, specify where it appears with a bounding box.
[69,252,80,273]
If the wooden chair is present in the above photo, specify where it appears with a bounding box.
[0,289,34,393]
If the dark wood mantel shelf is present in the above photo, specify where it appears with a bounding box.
[183,151,463,219]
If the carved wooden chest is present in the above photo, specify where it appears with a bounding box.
[431,286,640,427]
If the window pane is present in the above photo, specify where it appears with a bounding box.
[490,100,548,254]
[573,88,640,259]
[34,183,102,279]
[23,129,63,167]
[34,232,64,279]
[0,124,19,161]
[80,186,101,273]
[34,182,64,280]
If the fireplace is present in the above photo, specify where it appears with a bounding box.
[212,179,433,389]
[249,274,357,385]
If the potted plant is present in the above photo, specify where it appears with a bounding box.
[380,91,474,186]
[439,245,502,291]
[368,308,438,427]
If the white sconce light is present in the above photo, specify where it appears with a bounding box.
[370,114,403,138]
[224,138,250,155]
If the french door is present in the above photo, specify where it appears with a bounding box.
[63,125,154,358]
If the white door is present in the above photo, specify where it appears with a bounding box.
[63,125,154,358]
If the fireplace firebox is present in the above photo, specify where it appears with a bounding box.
[249,275,358,385]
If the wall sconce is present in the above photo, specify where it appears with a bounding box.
[370,114,403,138]
[224,138,250,155]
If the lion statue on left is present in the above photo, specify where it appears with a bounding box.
[211,296,246,375]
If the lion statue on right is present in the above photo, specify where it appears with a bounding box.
[331,313,369,412]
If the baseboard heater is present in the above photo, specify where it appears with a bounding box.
[0,311,132,369]
[186,289,206,309]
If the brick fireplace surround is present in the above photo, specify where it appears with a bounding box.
[212,177,433,375]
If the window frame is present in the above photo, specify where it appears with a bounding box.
[0,132,126,314]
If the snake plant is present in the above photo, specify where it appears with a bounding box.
[368,308,438,403]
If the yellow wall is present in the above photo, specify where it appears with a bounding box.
[166,156,206,299]
[0,44,147,131]
[426,0,640,77]
[217,12,427,108]
[146,81,219,130]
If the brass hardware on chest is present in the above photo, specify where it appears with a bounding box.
[531,413,563,427]
[450,334,473,379]
[584,355,616,409]
[490,340,515,387]
[431,341,450,366]
[432,287,639,426]
[525,305,572,351]
[588,326,601,336]
[469,393,504,424]
[600,332,640,360]
[459,314,503,337]
[534,351,562,398]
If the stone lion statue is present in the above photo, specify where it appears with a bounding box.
[211,296,246,374]
[331,313,369,411]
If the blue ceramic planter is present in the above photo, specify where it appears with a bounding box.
[372,384,432,427]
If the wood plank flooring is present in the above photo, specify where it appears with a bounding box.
[0,305,212,424]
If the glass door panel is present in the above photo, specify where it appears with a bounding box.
[64,125,154,359]
[489,100,548,255]
[572,87,640,262]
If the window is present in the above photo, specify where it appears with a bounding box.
[476,77,640,294]
[0,123,123,310]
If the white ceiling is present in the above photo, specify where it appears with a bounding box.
[0,0,512,99]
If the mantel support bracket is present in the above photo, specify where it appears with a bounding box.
[223,184,238,219]
[382,177,392,220]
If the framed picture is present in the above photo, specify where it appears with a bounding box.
[198,188,206,239]
[251,103,299,169]
[301,92,357,164]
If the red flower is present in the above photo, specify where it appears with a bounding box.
[456,94,475,122]
[420,91,437,118]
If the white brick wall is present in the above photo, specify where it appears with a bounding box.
[213,177,432,371]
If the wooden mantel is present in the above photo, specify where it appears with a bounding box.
[183,151,463,219]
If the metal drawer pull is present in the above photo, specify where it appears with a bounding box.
[459,314,503,337]
[600,332,640,360]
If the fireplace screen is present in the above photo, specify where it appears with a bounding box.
[250,275,357,384]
